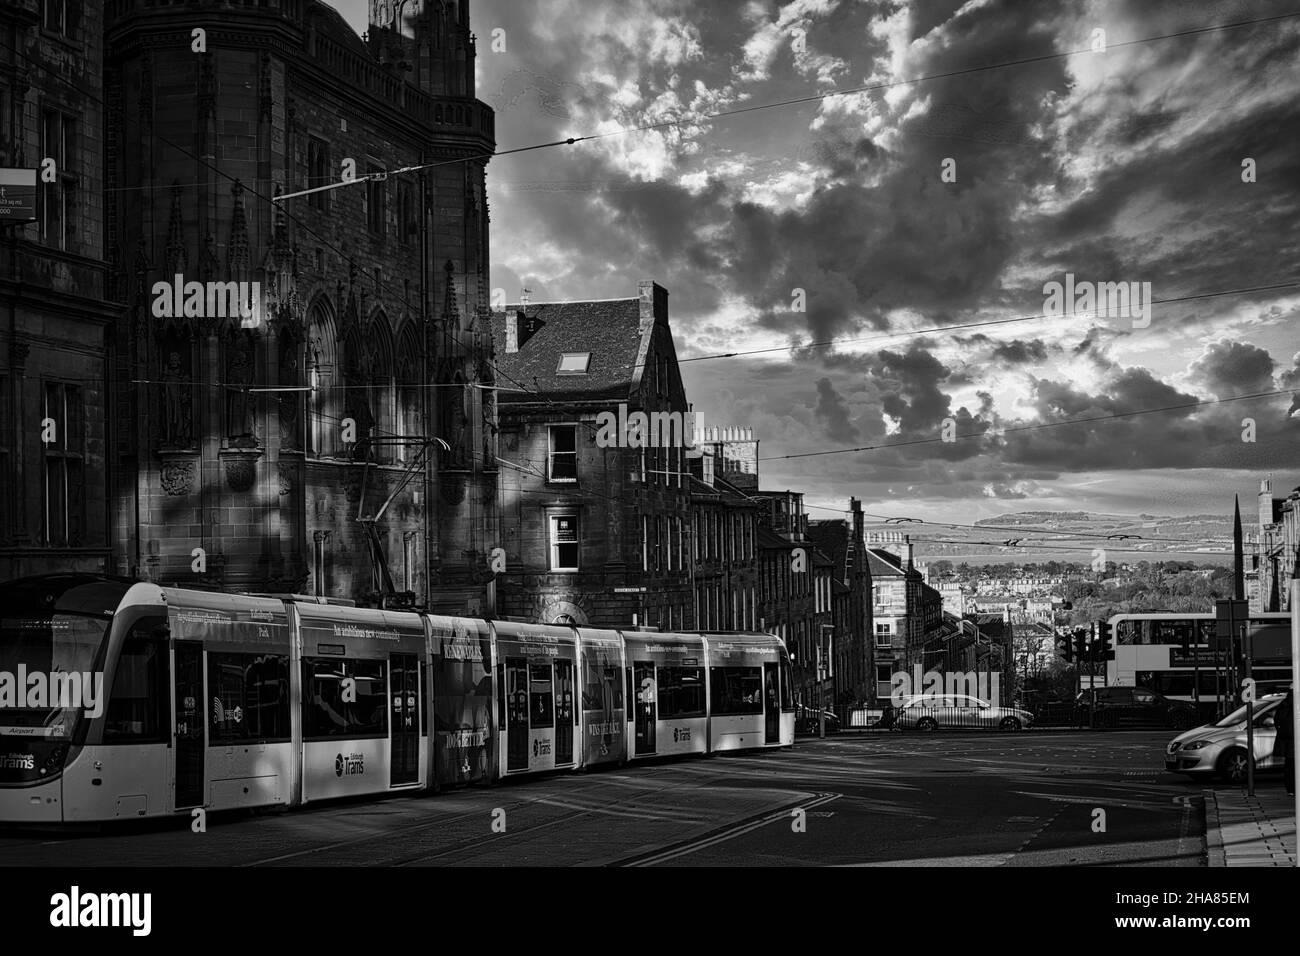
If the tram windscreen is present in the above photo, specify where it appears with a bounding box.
[0,577,127,783]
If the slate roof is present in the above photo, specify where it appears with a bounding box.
[490,300,645,401]
[866,547,908,578]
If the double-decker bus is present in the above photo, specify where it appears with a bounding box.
[0,574,796,824]
[1107,611,1292,714]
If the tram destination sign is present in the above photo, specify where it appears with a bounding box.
[0,169,37,224]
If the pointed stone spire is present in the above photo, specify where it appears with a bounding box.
[1233,494,1244,600]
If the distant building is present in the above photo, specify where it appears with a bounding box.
[689,455,759,631]
[1255,476,1299,612]
[807,498,873,707]
[868,537,943,697]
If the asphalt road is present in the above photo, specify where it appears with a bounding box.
[3,730,1277,866]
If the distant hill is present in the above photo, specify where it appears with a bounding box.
[864,510,1236,565]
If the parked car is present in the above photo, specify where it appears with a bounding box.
[797,708,841,734]
[1075,686,1197,729]
[1164,694,1285,782]
[894,694,1035,732]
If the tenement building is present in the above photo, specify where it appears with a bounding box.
[102,0,498,610]
[490,281,694,628]
[1,0,115,582]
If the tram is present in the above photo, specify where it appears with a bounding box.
[0,574,795,823]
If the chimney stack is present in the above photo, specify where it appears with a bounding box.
[902,535,914,570]
[505,311,519,353]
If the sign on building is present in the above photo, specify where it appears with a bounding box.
[0,169,37,224]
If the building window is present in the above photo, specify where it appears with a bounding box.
[547,425,577,482]
[313,532,330,597]
[42,382,83,547]
[40,109,75,251]
[556,352,591,375]
[366,162,387,234]
[44,0,74,38]
[307,137,330,212]
[396,181,415,242]
[549,514,579,571]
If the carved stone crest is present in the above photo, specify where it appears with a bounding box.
[159,459,196,496]
[222,453,259,492]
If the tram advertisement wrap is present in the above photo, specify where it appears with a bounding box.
[429,616,493,785]
[581,636,624,766]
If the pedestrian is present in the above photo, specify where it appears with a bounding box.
[1274,687,1294,796]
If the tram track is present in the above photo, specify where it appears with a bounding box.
[383,769,819,866]
[612,791,840,867]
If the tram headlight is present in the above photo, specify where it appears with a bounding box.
[40,744,68,776]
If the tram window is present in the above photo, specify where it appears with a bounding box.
[657,666,705,719]
[103,621,168,744]
[208,653,291,743]
[709,667,763,716]
[303,658,388,739]
[582,662,624,710]
[529,664,554,728]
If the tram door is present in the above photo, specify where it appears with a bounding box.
[633,662,656,755]
[173,642,205,810]
[505,660,529,772]
[763,663,780,745]
[390,653,419,786]
[555,660,574,765]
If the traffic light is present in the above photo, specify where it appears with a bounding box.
[1096,620,1115,662]
[1073,628,1090,663]
[1057,631,1074,663]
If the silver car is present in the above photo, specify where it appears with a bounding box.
[1164,694,1285,783]
[894,694,1035,731]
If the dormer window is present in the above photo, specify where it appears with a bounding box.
[556,352,591,375]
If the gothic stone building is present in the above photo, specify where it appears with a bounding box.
[103,0,499,610]
[490,282,694,628]
[1,0,115,582]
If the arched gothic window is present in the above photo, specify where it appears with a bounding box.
[307,301,339,458]
[395,323,422,463]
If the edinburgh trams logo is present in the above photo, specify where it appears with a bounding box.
[335,752,365,777]
[0,667,104,718]
[1,752,35,770]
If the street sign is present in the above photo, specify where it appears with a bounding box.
[612,586,646,593]
[0,168,37,224]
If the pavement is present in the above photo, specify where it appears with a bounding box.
[1204,784,1297,867]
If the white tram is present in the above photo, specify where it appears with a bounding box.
[0,575,795,823]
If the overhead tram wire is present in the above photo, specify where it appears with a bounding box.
[669,279,1300,368]
[758,388,1295,462]
[266,10,1300,204]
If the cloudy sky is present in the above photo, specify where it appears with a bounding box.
[339,0,1300,533]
